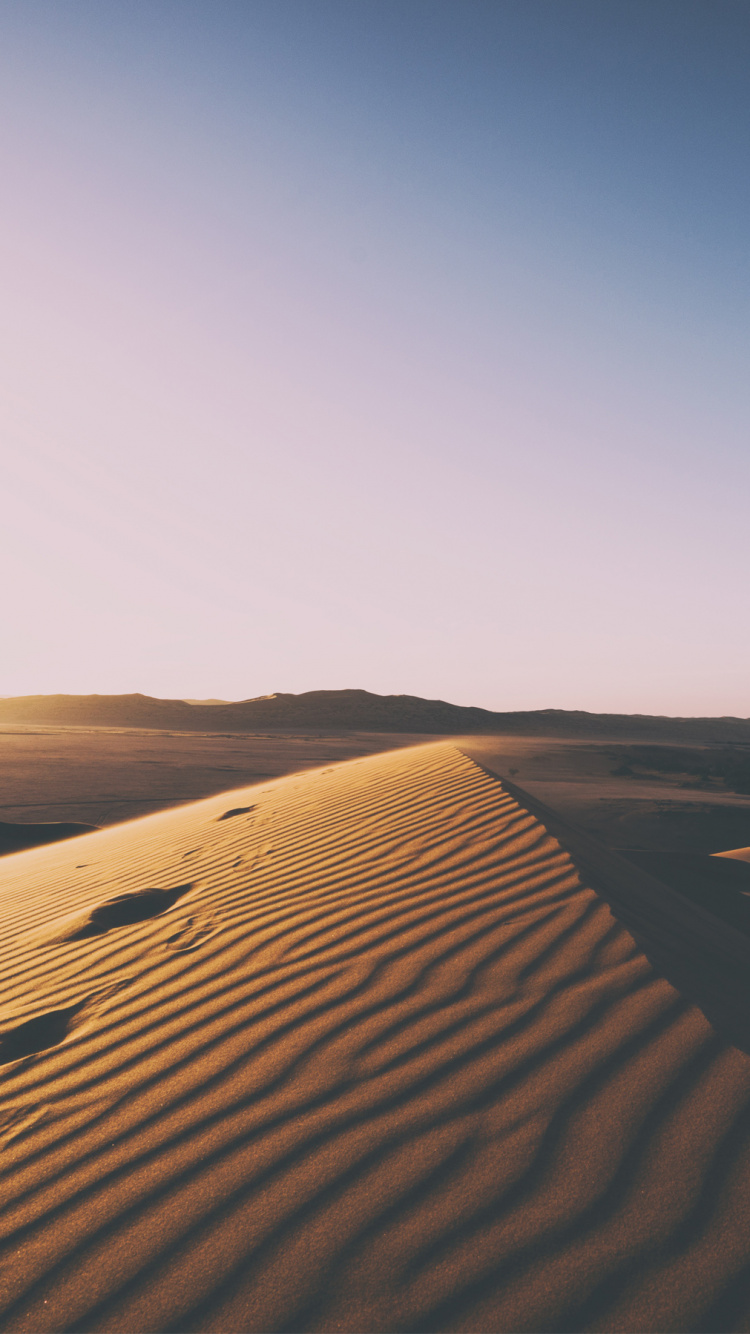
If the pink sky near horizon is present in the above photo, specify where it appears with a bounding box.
[3,2,749,717]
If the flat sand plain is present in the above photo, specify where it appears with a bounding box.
[2,742,750,1332]
[0,727,432,827]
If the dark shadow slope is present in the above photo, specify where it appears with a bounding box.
[618,850,750,936]
[0,820,98,857]
[461,749,750,1056]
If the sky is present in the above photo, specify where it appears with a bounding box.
[2,0,749,714]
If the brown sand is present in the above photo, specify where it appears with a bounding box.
[1,742,750,1332]
[0,726,435,828]
[5,726,750,857]
[716,846,750,864]
[461,735,750,853]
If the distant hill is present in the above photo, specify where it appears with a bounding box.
[1,689,750,742]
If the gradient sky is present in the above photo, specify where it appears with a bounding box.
[2,0,749,713]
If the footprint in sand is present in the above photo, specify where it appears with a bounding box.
[0,980,130,1065]
[34,883,195,945]
[0,1103,50,1141]
[217,805,255,821]
[164,914,218,952]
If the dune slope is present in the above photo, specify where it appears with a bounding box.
[1,743,750,1333]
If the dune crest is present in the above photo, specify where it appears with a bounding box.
[1,742,750,1332]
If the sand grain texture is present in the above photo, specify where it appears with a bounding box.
[1,743,750,1333]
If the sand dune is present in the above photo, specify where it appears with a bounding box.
[2,742,750,1332]
[5,726,750,857]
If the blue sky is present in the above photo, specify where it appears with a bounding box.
[2,1,749,712]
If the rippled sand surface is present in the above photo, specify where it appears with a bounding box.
[1,742,750,1332]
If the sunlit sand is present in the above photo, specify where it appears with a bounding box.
[1,742,750,1332]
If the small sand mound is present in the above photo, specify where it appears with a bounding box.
[715,845,750,863]
[0,742,750,1332]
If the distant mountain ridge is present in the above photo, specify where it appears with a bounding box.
[1,689,750,742]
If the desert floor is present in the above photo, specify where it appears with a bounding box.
[2,724,750,852]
